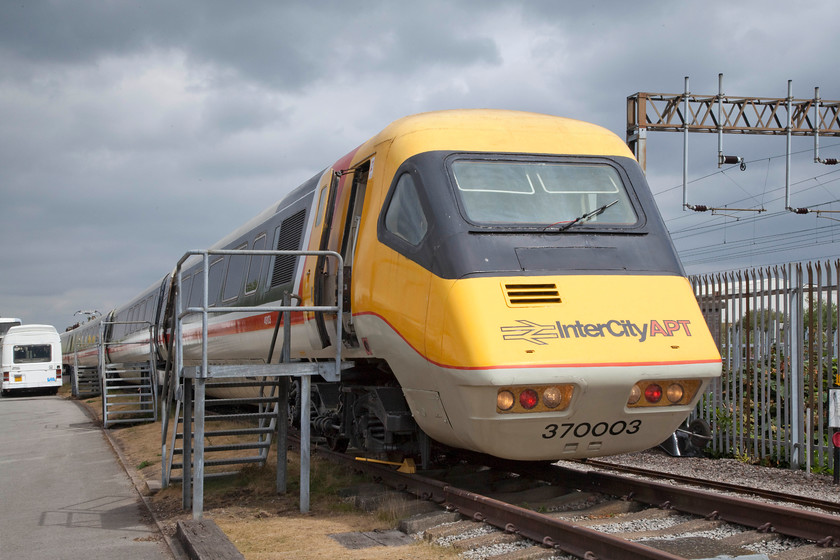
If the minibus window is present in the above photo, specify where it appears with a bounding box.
[13,344,52,363]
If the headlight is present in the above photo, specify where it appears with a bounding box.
[497,390,515,411]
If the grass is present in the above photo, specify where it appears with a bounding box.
[61,385,458,560]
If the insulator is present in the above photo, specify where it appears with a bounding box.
[721,155,742,165]
[823,158,839,165]
[691,205,709,212]
[793,208,810,215]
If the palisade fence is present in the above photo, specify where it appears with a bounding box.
[690,260,840,472]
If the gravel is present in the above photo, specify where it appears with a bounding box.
[563,449,840,505]
[593,514,695,534]
[425,449,837,559]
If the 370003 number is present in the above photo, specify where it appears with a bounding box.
[541,420,641,440]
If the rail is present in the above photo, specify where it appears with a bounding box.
[325,447,840,556]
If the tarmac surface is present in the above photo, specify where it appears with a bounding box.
[0,391,175,560]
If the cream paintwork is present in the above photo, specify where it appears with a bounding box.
[354,311,717,460]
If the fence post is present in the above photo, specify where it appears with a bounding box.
[789,264,804,470]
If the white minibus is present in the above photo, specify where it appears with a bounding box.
[1,325,62,395]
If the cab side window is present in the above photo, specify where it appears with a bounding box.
[384,173,428,246]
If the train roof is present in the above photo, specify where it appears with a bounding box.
[183,110,636,267]
[357,109,635,164]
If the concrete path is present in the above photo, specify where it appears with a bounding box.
[0,392,173,559]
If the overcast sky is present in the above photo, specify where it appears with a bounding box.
[3,0,840,330]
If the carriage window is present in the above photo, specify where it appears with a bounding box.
[223,243,248,302]
[128,305,138,331]
[188,273,203,308]
[244,234,266,294]
[182,275,193,308]
[384,173,428,245]
[141,297,152,327]
[208,258,224,307]
[450,161,637,227]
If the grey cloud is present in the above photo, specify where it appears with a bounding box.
[0,1,180,63]
[1,1,503,92]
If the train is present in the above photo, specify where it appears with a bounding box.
[61,109,721,462]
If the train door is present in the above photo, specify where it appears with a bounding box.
[311,159,371,349]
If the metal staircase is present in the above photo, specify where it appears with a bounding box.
[100,362,158,428]
[160,248,345,519]
[71,359,100,398]
[164,376,285,483]
[98,322,159,428]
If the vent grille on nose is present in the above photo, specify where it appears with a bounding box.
[504,283,561,306]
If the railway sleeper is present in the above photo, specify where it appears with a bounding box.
[451,530,523,551]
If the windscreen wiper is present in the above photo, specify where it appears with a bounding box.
[545,199,619,232]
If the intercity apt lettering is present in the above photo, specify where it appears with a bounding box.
[556,319,691,343]
[500,319,693,345]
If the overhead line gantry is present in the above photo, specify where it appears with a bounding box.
[627,74,840,215]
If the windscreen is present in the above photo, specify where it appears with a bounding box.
[450,160,638,227]
[13,344,52,363]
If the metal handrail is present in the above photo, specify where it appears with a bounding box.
[173,249,344,382]
[168,248,345,518]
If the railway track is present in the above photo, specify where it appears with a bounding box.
[317,446,840,560]
[579,458,840,516]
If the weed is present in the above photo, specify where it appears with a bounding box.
[733,448,753,464]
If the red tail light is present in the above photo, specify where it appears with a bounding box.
[644,383,663,403]
[56,366,62,380]
[519,389,539,409]
[2,371,8,382]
